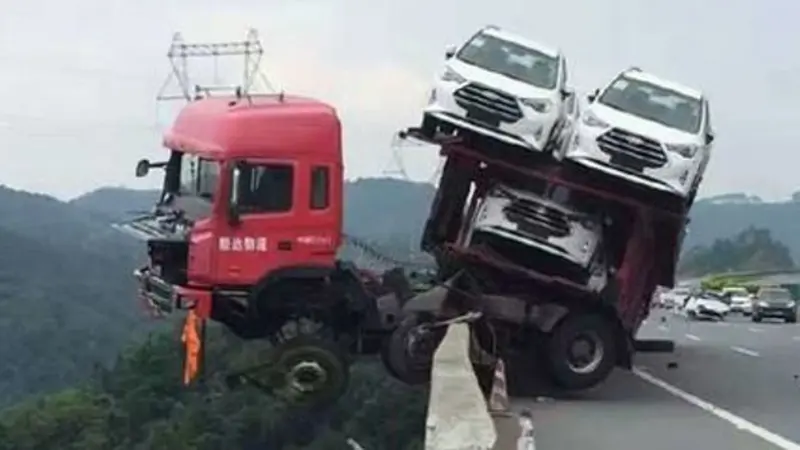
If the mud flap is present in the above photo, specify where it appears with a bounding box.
[181,309,206,386]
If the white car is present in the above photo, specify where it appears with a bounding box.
[561,67,714,203]
[659,287,691,309]
[721,286,753,315]
[420,25,574,154]
[683,293,730,321]
[465,183,607,289]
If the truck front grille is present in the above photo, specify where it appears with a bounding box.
[504,197,570,238]
[454,83,522,123]
[597,128,667,169]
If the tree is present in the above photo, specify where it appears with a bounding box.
[679,227,794,277]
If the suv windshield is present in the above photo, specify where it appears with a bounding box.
[724,288,748,296]
[597,74,703,133]
[456,32,559,89]
[760,289,792,300]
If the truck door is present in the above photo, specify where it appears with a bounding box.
[215,160,304,286]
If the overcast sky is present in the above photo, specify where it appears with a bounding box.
[0,0,796,201]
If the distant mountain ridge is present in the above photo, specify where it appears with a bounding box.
[3,178,800,405]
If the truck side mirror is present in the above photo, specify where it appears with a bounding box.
[445,45,456,59]
[705,132,715,145]
[135,159,151,178]
[227,163,244,226]
[560,87,574,100]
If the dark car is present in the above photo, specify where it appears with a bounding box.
[751,287,797,323]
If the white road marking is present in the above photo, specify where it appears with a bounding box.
[633,368,800,450]
[731,346,760,357]
[747,327,764,333]
[685,334,701,341]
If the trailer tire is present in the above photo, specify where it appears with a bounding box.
[545,313,617,391]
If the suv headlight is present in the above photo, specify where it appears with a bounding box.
[581,110,609,128]
[520,98,552,113]
[441,67,466,84]
[758,301,769,307]
[788,301,796,308]
[665,143,700,158]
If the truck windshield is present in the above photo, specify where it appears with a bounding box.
[597,75,703,134]
[163,151,220,200]
[456,32,559,89]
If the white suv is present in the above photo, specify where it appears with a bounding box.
[420,25,574,154]
[561,67,714,202]
[465,183,607,290]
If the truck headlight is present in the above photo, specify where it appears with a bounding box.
[581,110,609,128]
[665,143,700,158]
[441,67,466,84]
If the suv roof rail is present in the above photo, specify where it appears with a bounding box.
[484,24,501,30]
[626,66,643,73]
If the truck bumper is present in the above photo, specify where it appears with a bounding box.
[134,266,212,319]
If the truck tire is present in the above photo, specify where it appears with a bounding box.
[382,313,445,386]
[544,313,617,391]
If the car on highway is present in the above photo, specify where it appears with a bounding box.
[419,25,574,154]
[659,286,691,310]
[751,286,797,323]
[720,286,752,316]
[683,291,730,321]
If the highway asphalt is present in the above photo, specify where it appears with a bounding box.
[509,310,800,449]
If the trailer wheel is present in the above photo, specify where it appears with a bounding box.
[545,313,616,391]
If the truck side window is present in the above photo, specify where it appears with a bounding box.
[237,163,294,213]
[310,166,329,210]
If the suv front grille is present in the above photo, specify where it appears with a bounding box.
[597,128,667,169]
[504,197,570,238]
[454,83,522,123]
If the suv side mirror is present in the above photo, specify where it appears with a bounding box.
[445,45,456,59]
[227,162,244,226]
[705,131,715,145]
[560,87,574,100]
[587,88,600,103]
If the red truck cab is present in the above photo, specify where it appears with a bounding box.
[125,94,359,339]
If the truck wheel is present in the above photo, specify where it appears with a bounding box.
[545,313,616,391]
[382,313,445,386]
